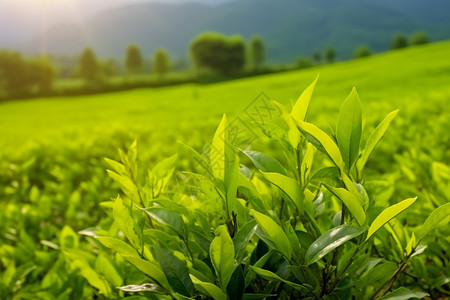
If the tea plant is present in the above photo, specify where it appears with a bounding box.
[80,79,449,299]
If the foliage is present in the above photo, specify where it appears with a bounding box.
[153,48,171,77]
[0,51,55,98]
[190,32,246,75]
[297,57,313,69]
[391,33,408,49]
[126,44,144,74]
[354,45,371,58]
[324,46,336,63]
[249,35,265,70]
[77,48,103,84]
[410,31,430,46]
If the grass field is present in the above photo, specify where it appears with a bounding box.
[1,41,449,154]
[0,41,449,299]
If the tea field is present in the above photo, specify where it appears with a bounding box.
[0,41,449,299]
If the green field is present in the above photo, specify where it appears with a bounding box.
[0,42,449,299]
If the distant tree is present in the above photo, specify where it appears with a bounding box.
[153,48,171,77]
[391,33,408,49]
[312,50,321,64]
[0,51,55,98]
[410,31,430,46]
[102,59,119,77]
[249,35,265,70]
[78,48,102,84]
[324,46,336,63]
[354,45,371,58]
[190,32,246,75]
[125,44,143,74]
[28,56,55,95]
[297,57,313,69]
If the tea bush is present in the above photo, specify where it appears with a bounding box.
[78,78,450,299]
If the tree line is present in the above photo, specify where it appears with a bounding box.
[0,30,431,100]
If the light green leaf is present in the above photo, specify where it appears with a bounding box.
[242,150,287,175]
[261,171,303,213]
[324,185,366,226]
[95,253,123,287]
[378,287,429,300]
[306,225,366,265]
[357,110,399,171]
[296,121,345,170]
[113,196,142,251]
[143,207,187,239]
[190,275,227,300]
[336,87,362,169]
[251,209,292,260]
[123,255,170,290]
[210,226,236,289]
[155,242,193,297]
[291,75,319,122]
[96,237,139,257]
[107,170,140,202]
[366,198,416,241]
[211,114,235,182]
[417,202,450,243]
[249,266,309,292]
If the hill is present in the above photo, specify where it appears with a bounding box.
[1,0,450,62]
[1,40,449,152]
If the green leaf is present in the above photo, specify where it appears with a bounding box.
[123,255,170,290]
[96,237,139,256]
[155,242,194,297]
[324,185,366,226]
[233,220,258,264]
[113,196,142,251]
[306,225,366,265]
[260,172,303,213]
[143,207,187,239]
[242,150,287,175]
[366,197,416,241]
[336,87,362,169]
[378,287,429,300]
[417,202,450,243]
[190,275,227,300]
[95,253,123,287]
[226,266,245,300]
[251,209,292,260]
[291,75,319,122]
[357,110,399,171]
[310,166,340,180]
[107,170,140,202]
[249,266,309,292]
[211,114,235,182]
[210,226,236,289]
[117,283,166,294]
[296,121,345,170]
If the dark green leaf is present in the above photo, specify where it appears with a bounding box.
[226,265,245,300]
[155,242,194,297]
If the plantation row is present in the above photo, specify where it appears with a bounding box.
[0,78,448,299]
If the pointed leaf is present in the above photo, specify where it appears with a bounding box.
[233,220,258,263]
[210,226,236,289]
[336,87,362,169]
[227,265,245,300]
[123,255,170,290]
[366,198,416,241]
[249,266,309,292]
[291,75,319,122]
[324,185,366,226]
[190,275,227,300]
[358,110,399,171]
[296,121,345,170]
[261,171,303,213]
[306,225,366,265]
[143,207,187,239]
[417,202,450,242]
[251,209,292,260]
[211,114,235,182]
[242,150,287,175]
[155,242,193,297]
